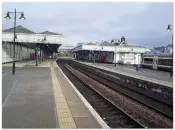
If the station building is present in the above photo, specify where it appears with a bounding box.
[2,25,64,64]
[71,37,150,65]
[58,45,76,53]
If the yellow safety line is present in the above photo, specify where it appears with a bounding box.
[50,62,77,128]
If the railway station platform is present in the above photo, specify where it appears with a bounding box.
[2,59,105,128]
[73,60,173,87]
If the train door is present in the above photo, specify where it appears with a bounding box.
[155,56,158,69]
[152,56,155,69]
[152,56,158,69]
[138,55,141,64]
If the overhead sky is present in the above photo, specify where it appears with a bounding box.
[2,2,173,48]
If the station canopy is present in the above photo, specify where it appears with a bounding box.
[2,25,64,53]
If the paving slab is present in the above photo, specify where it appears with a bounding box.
[2,60,35,67]
[2,59,107,128]
[2,66,13,74]
[54,62,103,128]
[50,62,76,128]
[26,59,51,68]
[2,67,57,128]
[74,117,101,128]
[2,60,35,75]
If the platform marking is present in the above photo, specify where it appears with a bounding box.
[51,63,77,128]
[56,61,110,129]
[2,80,18,108]
[51,86,59,128]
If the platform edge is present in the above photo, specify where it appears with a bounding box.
[56,61,110,129]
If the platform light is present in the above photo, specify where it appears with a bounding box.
[19,13,26,20]
[4,12,11,19]
[15,35,17,39]
[43,36,47,41]
[4,8,26,75]
[166,24,173,77]
[166,24,172,32]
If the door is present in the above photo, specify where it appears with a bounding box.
[152,56,158,69]
[120,53,125,64]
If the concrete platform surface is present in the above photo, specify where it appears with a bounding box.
[73,60,173,87]
[26,60,51,68]
[53,62,104,128]
[2,59,104,128]
[2,59,52,75]
[2,60,35,75]
[2,60,35,67]
[2,67,57,128]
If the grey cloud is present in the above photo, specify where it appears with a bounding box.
[2,2,173,48]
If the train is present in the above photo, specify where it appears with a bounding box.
[141,53,173,72]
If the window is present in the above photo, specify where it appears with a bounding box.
[144,58,153,64]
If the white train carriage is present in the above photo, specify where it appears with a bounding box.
[141,54,172,71]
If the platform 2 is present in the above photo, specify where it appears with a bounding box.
[2,59,106,128]
[73,60,173,88]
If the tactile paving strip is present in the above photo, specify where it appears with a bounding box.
[51,63,77,128]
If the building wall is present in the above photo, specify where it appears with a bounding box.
[2,42,35,63]
[94,51,114,63]
[75,50,142,65]
[74,50,143,65]
[153,44,172,54]
[166,46,173,53]
[115,53,141,64]
[104,52,142,64]
[114,53,120,63]
[2,42,12,63]
[104,52,114,63]
[79,44,149,53]
[73,44,148,64]
[58,45,76,53]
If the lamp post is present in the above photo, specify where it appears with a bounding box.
[4,8,26,75]
[111,39,117,66]
[40,44,42,63]
[114,43,117,66]
[35,44,38,66]
[166,24,173,77]
[93,51,95,64]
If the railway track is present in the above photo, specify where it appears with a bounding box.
[56,59,173,128]
[71,61,173,105]
[57,60,144,128]
[70,61,173,119]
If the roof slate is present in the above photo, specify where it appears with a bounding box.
[39,31,61,35]
[3,25,35,34]
[3,25,62,35]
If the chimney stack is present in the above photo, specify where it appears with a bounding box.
[121,36,125,43]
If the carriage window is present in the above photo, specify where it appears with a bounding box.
[144,58,153,64]
[158,59,172,66]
